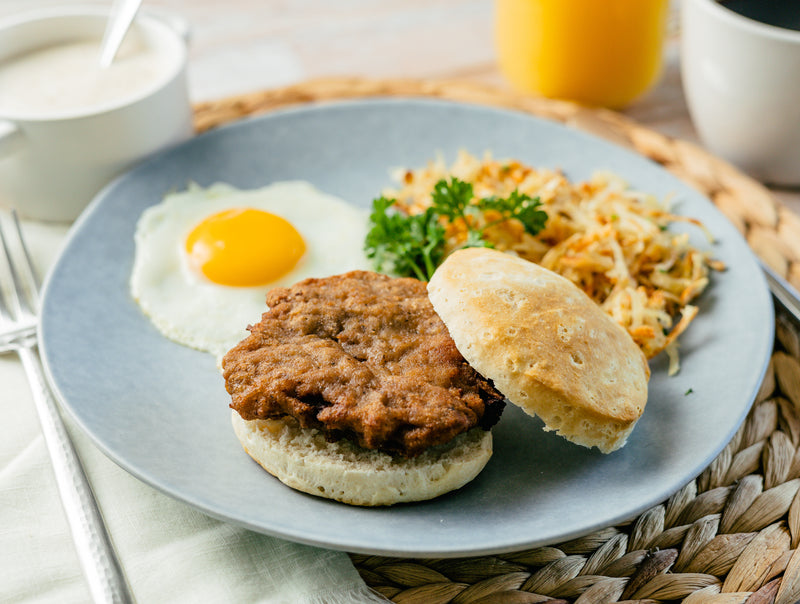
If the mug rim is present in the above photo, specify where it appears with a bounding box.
[0,4,189,122]
[688,0,800,45]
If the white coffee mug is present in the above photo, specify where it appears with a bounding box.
[0,5,194,221]
[681,0,800,187]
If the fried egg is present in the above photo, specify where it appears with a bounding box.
[130,180,370,358]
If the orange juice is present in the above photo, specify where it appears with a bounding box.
[495,0,669,108]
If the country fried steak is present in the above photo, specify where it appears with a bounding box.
[222,271,505,458]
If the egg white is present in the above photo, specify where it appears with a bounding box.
[130,180,371,359]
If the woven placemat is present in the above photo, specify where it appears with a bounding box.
[194,78,800,604]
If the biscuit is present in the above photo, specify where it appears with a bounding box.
[231,411,493,506]
[428,248,650,453]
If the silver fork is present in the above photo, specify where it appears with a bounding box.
[0,211,134,604]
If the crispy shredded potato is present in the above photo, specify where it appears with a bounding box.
[385,151,725,375]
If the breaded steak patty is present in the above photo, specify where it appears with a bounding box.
[222,271,505,457]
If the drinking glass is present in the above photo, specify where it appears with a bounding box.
[495,0,670,108]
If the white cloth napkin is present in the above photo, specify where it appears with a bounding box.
[0,220,388,604]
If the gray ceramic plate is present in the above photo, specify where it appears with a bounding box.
[40,99,774,557]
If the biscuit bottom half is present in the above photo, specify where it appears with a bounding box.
[231,410,493,507]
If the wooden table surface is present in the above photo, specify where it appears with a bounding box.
[2,0,797,215]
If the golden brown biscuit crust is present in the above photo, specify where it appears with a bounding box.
[428,248,650,453]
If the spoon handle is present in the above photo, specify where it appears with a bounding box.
[99,0,143,68]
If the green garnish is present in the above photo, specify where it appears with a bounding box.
[364,177,547,281]
[430,177,475,221]
[476,189,548,237]
[364,196,446,282]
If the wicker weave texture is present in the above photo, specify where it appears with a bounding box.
[192,78,800,604]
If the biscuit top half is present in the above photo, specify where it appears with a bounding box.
[428,247,650,453]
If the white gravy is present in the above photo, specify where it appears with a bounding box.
[0,35,175,117]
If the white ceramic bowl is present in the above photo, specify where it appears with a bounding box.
[0,5,193,221]
[681,0,800,186]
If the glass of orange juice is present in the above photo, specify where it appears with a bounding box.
[495,0,670,108]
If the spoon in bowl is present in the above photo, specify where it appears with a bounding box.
[99,0,143,68]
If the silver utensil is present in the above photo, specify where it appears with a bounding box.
[763,263,800,325]
[0,323,35,353]
[0,211,134,604]
[99,0,143,68]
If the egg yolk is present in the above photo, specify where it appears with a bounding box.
[185,208,306,287]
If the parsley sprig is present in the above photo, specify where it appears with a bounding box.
[365,177,547,281]
[364,197,446,282]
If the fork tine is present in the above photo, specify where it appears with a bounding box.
[0,218,17,321]
[11,210,41,310]
[0,211,35,319]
